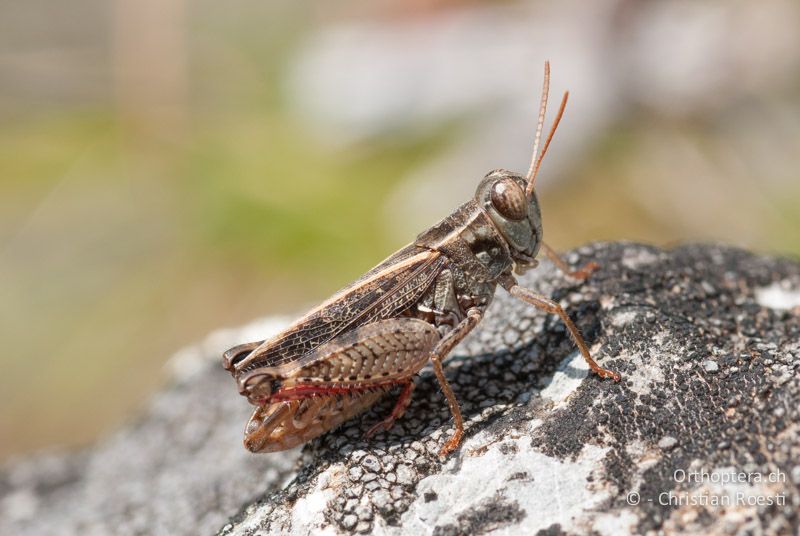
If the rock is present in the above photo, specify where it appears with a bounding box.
[2,242,799,535]
[657,436,678,451]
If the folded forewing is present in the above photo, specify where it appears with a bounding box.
[235,245,444,375]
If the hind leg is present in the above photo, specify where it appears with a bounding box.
[365,380,416,438]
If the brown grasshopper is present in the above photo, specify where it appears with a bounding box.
[223,62,620,457]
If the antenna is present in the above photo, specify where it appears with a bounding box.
[526,61,550,183]
[526,63,569,198]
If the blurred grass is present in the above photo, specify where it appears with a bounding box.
[185,115,455,277]
[544,117,800,257]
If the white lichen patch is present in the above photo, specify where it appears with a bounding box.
[652,329,672,347]
[228,465,344,536]
[617,347,666,397]
[289,469,341,536]
[540,351,589,405]
[599,294,616,310]
[625,439,662,473]
[589,510,639,536]
[399,430,611,535]
[610,310,639,328]
[755,282,800,310]
[0,489,38,524]
[621,248,663,270]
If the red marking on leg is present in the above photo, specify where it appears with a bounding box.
[267,381,403,403]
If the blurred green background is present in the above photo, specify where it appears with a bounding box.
[1,0,798,461]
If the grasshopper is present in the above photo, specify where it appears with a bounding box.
[223,63,620,457]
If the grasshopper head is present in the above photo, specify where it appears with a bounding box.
[475,61,569,273]
[476,170,543,269]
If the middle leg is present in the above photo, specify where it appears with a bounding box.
[364,380,416,438]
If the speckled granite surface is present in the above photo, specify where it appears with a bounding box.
[2,242,799,535]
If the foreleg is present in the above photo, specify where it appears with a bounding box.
[500,275,620,381]
[541,242,598,280]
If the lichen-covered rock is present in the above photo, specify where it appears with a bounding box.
[2,242,799,535]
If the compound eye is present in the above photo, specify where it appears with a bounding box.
[490,178,527,221]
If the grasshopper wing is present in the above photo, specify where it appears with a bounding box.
[230,245,445,376]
